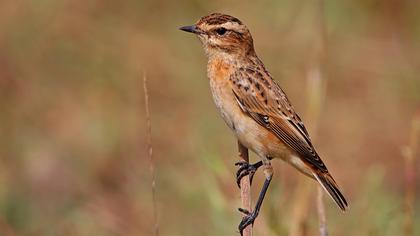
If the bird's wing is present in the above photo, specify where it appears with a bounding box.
[230,66,348,211]
[230,67,327,173]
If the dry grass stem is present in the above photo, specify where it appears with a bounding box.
[143,74,159,236]
[317,187,328,236]
[312,1,329,235]
[290,0,329,234]
[402,106,420,236]
[238,142,252,236]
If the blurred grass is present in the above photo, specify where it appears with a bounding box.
[0,0,419,235]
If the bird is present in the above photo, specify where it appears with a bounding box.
[179,13,347,234]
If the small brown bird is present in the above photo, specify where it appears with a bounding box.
[180,13,347,234]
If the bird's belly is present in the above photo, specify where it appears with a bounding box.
[210,80,291,159]
[235,120,292,160]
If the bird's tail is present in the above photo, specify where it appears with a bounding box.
[313,171,348,211]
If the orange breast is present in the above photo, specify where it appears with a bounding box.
[208,58,232,81]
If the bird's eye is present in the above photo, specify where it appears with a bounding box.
[215,27,227,35]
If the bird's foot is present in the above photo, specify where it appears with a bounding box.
[238,208,258,236]
[235,161,262,188]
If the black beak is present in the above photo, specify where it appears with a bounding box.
[179,25,198,34]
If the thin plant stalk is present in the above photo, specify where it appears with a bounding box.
[238,142,253,236]
[317,186,328,236]
[402,107,420,236]
[289,0,329,235]
[307,65,328,236]
[143,74,159,236]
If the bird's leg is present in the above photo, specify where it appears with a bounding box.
[235,161,263,188]
[238,161,273,235]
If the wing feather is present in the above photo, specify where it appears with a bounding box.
[230,68,327,172]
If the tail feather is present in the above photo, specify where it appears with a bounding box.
[314,172,348,211]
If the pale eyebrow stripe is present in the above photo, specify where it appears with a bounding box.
[220,21,241,29]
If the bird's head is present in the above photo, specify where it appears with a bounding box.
[180,13,255,57]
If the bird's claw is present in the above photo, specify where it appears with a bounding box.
[235,161,260,188]
[238,207,250,215]
[238,208,258,236]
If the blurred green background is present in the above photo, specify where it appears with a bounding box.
[0,0,419,235]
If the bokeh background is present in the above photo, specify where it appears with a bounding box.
[0,0,419,235]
